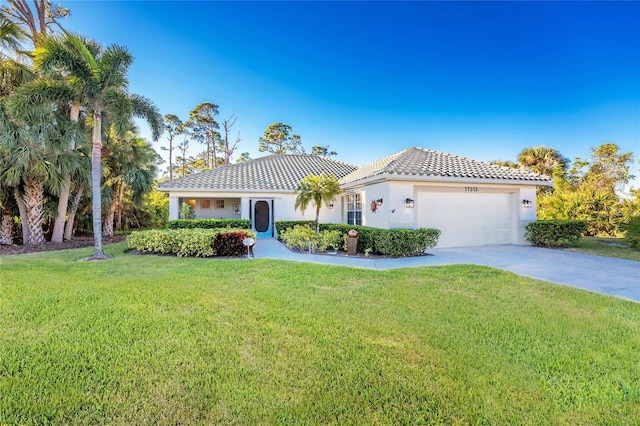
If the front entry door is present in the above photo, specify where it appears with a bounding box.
[253,200,272,238]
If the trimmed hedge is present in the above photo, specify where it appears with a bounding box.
[127,228,255,257]
[167,219,251,230]
[621,216,640,249]
[525,220,587,247]
[276,221,441,256]
[375,228,441,256]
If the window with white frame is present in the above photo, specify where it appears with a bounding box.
[215,199,225,209]
[345,193,362,225]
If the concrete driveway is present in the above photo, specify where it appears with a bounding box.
[254,240,640,302]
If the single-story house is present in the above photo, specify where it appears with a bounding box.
[158,147,552,247]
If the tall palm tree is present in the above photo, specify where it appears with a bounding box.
[294,173,342,234]
[31,32,162,258]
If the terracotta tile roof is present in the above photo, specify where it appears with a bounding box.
[340,147,552,184]
[158,155,357,191]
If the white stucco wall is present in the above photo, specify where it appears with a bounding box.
[166,190,343,224]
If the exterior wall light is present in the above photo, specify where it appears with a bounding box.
[375,198,383,207]
[405,198,414,208]
[328,203,334,209]
[522,199,532,208]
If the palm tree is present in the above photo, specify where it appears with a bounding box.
[294,173,342,234]
[0,12,25,59]
[31,32,162,258]
[102,126,158,236]
[0,97,71,244]
[517,146,568,178]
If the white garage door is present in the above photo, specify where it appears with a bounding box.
[417,192,515,248]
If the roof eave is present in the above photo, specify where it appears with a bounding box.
[340,173,552,189]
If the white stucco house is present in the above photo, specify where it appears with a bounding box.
[158,147,552,247]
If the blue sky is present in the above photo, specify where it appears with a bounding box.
[59,1,639,184]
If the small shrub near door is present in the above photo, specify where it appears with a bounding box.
[525,220,587,247]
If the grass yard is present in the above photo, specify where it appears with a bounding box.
[1,243,639,425]
[564,236,640,262]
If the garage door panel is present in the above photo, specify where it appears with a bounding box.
[418,192,514,248]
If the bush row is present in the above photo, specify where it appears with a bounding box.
[276,222,441,256]
[167,218,251,230]
[127,228,255,257]
[524,220,587,247]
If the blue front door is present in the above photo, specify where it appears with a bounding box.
[253,200,272,238]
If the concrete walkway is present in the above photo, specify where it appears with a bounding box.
[253,239,640,302]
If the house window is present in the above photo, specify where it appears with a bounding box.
[200,199,211,209]
[186,199,196,208]
[345,193,362,225]
[215,199,225,209]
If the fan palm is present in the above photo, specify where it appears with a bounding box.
[517,146,568,178]
[294,173,342,234]
[28,32,162,258]
[102,126,158,236]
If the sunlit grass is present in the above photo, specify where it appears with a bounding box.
[565,236,640,261]
[1,242,639,425]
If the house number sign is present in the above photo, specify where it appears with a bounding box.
[464,186,478,192]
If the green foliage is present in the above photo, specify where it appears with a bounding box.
[168,218,251,230]
[179,202,195,220]
[375,228,441,256]
[525,220,587,247]
[280,225,319,252]
[538,188,627,236]
[294,173,342,233]
[621,216,640,249]
[275,220,316,237]
[127,228,255,257]
[258,122,305,154]
[318,229,342,251]
[213,231,256,256]
[277,222,441,256]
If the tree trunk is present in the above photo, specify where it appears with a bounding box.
[64,186,84,240]
[0,208,14,245]
[91,112,107,258]
[51,103,81,243]
[22,175,45,245]
[103,197,116,237]
[315,205,320,234]
[14,188,29,244]
[115,181,124,231]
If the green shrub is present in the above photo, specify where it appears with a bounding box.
[179,202,195,220]
[213,231,256,256]
[127,228,255,257]
[319,224,381,254]
[525,220,587,247]
[621,216,640,249]
[275,220,316,238]
[167,218,251,230]
[319,230,343,252]
[375,228,441,256]
[280,225,319,252]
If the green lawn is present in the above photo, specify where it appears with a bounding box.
[2,243,639,425]
[564,236,640,261]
